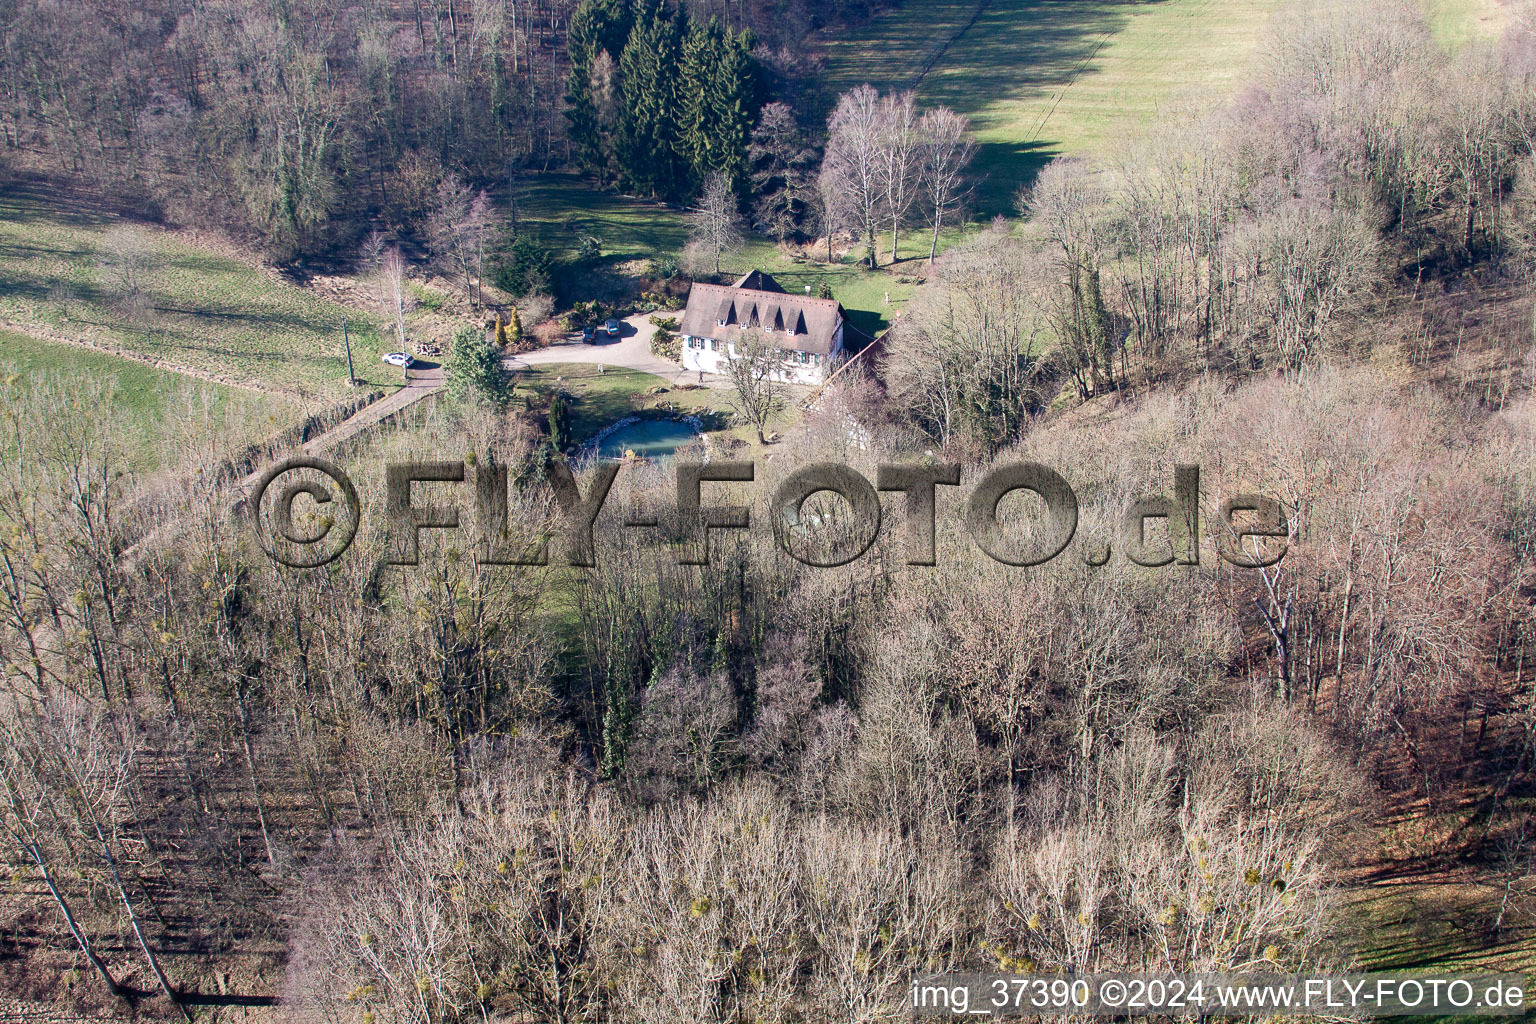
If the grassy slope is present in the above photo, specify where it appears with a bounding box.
[822,0,1285,215]
[1339,815,1536,1008]
[1349,881,1536,976]
[0,180,398,403]
[0,328,298,470]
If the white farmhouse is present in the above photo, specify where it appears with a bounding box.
[679,270,845,385]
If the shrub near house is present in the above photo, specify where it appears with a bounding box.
[447,325,512,405]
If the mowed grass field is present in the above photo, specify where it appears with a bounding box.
[0,328,299,471]
[0,179,398,403]
[821,0,1506,215]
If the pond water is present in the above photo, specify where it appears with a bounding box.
[598,419,702,460]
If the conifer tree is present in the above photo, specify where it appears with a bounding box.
[677,19,722,190]
[706,27,758,191]
[565,7,604,172]
[549,393,572,450]
[677,20,759,196]
[447,326,512,406]
[507,305,523,348]
[566,0,635,174]
[616,0,686,198]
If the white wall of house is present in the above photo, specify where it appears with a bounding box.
[681,322,843,385]
[681,334,728,375]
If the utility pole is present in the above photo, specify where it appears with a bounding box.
[342,317,356,384]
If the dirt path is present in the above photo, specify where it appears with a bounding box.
[908,0,995,90]
[232,363,444,494]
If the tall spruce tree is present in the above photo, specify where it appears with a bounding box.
[565,0,635,174]
[615,0,687,197]
[678,19,759,196]
[708,27,759,191]
[677,19,722,191]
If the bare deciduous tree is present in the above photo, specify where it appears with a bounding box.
[358,229,387,273]
[884,225,1048,452]
[0,717,124,998]
[876,90,921,264]
[0,686,189,1019]
[917,107,976,265]
[1024,158,1119,395]
[1243,202,1380,369]
[426,174,496,306]
[724,329,789,443]
[98,225,158,319]
[379,245,413,348]
[821,85,887,267]
[688,171,744,275]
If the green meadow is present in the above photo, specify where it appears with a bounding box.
[0,179,394,403]
[0,328,298,471]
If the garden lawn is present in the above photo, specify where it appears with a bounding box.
[513,362,728,443]
[512,362,805,446]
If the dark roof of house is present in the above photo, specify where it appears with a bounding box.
[680,274,843,355]
[731,269,785,293]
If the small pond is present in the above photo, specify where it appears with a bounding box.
[598,418,703,460]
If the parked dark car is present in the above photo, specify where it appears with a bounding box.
[582,325,595,342]
[605,318,622,338]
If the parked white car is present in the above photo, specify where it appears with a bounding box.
[382,352,414,367]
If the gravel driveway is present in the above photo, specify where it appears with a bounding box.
[505,312,728,388]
